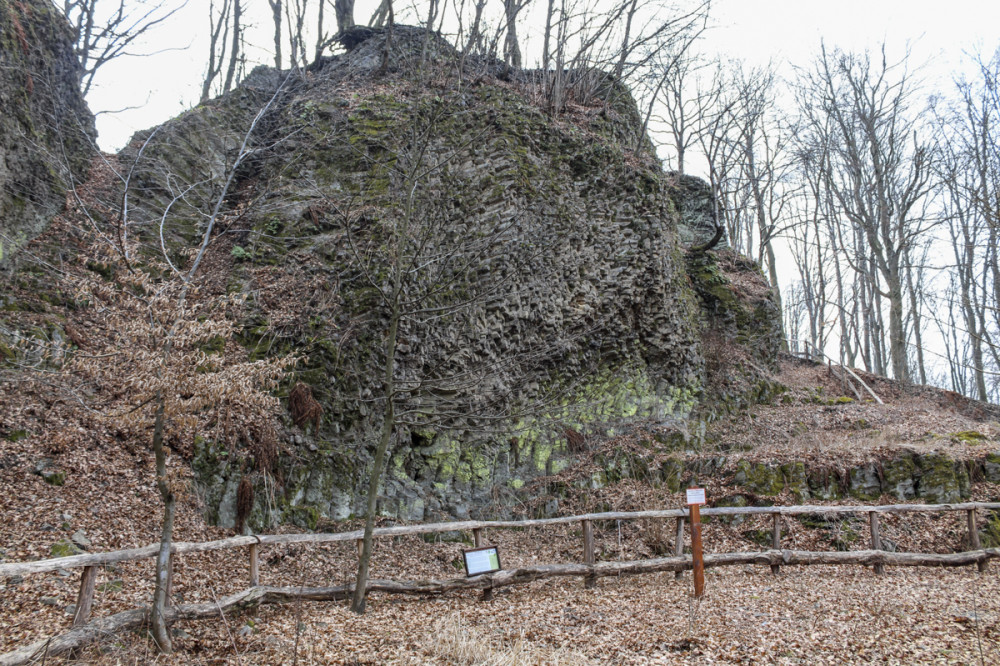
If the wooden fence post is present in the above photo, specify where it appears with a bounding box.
[674,517,685,579]
[967,509,986,573]
[770,513,781,575]
[869,512,884,575]
[473,528,494,600]
[690,504,705,598]
[72,565,97,627]
[582,519,596,589]
[249,543,260,586]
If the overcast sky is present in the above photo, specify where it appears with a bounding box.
[89,0,1000,156]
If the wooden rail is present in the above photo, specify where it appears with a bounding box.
[5,502,999,578]
[2,501,999,665]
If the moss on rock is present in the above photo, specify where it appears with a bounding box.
[916,454,968,504]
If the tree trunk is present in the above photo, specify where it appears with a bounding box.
[269,0,282,68]
[350,184,406,613]
[903,247,926,385]
[334,0,354,34]
[886,268,910,383]
[222,0,242,93]
[150,393,174,652]
[503,0,522,69]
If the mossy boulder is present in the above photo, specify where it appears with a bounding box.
[848,464,882,501]
[981,512,1000,548]
[882,454,917,500]
[712,495,749,525]
[806,469,842,500]
[780,461,809,500]
[122,28,781,526]
[657,458,684,492]
[915,454,968,504]
[50,539,82,558]
[984,453,1000,483]
[733,460,778,495]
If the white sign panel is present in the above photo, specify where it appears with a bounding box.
[686,487,706,505]
[464,547,501,576]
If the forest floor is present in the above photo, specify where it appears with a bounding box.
[3,358,1000,663]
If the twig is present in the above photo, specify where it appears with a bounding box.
[210,584,243,666]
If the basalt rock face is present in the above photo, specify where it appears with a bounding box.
[670,172,729,251]
[122,29,780,528]
[0,0,94,266]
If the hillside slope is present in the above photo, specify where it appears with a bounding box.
[2,355,1000,663]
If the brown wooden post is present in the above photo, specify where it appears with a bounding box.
[72,565,98,627]
[967,509,986,573]
[869,512,884,575]
[674,517,685,579]
[473,528,494,600]
[249,543,260,586]
[690,504,705,597]
[770,513,781,575]
[582,519,596,589]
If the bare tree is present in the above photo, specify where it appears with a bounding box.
[201,0,231,102]
[222,0,243,92]
[715,64,796,315]
[268,0,283,67]
[502,0,526,68]
[60,0,184,97]
[285,0,308,67]
[933,49,1000,400]
[794,44,933,382]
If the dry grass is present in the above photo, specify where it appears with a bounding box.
[430,613,596,666]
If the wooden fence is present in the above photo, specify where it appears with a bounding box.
[3,501,1000,665]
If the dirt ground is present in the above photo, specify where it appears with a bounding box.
[26,565,1000,664]
[3,356,1000,664]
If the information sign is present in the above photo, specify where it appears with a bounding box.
[686,487,706,505]
[463,546,502,576]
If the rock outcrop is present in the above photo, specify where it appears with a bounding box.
[119,29,781,527]
[0,0,93,266]
[670,172,729,251]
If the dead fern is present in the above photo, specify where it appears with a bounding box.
[236,477,254,534]
[565,427,586,453]
[247,420,278,474]
[289,382,323,433]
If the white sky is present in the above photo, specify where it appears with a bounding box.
[90,0,1000,154]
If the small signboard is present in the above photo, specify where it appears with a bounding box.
[463,546,502,576]
[686,487,706,506]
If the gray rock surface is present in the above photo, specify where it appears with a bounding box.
[668,172,729,250]
[123,28,779,528]
[0,0,94,266]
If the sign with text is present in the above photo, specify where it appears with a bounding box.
[463,546,502,576]
[686,487,707,598]
[686,487,706,505]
